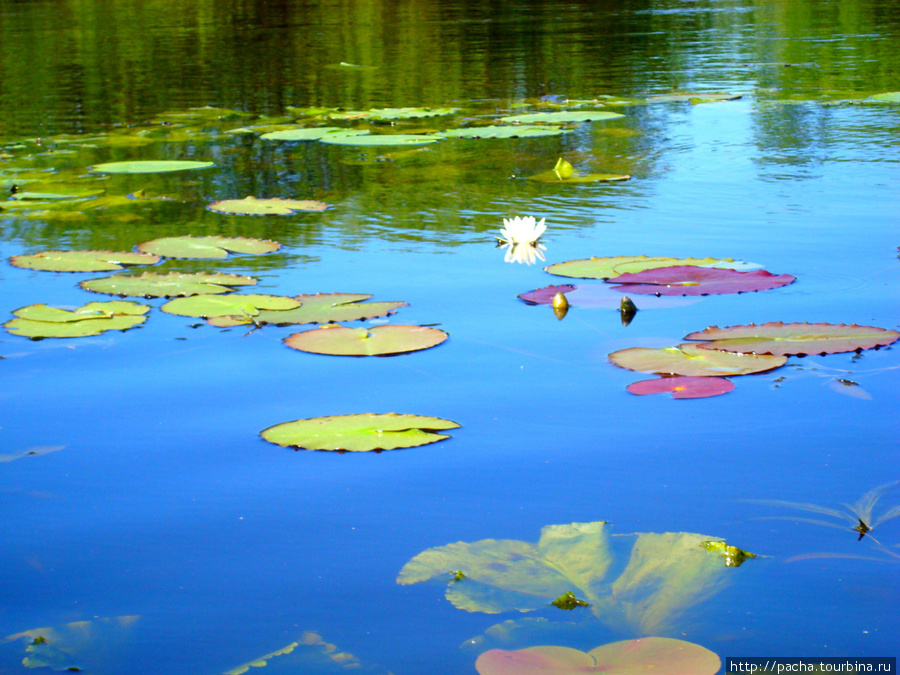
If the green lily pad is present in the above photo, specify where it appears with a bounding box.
[284,324,448,356]
[647,92,742,103]
[609,343,787,376]
[260,413,460,452]
[366,107,460,120]
[550,591,590,610]
[318,133,438,146]
[9,250,160,272]
[207,196,330,215]
[260,127,370,141]
[868,92,900,103]
[5,301,149,338]
[161,294,301,318]
[207,293,408,327]
[545,255,728,279]
[81,272,257,297]
[500,111,625,124]
[11,189,103,201]
[527,157,630,183]
[685,322,900,356]
[436,125,570,139]
[89,160,215,174]
[137,235,282,259]
[475,638,722,675]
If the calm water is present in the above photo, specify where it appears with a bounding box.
[1,0,898,673]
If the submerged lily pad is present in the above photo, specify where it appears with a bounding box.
[701,540,758,567]
[626,376,735,399]
[436,125,569,139]
[475,638,722,675]
[319,133,438,146]
[500,110,625,124]
[527,157,630,183]
[545,255,727,279]
[261,413,460,452]
[207,196,330,215]
[9,249,160,272]
[611,266,796,296]
[685,322,900,356]
[260,127,369,141]
[5,301,149,338]
[89,160,215,174]
[284,324,448,356]
[81,272,257,297]
[609,343,787,377]
[161,294,301,317]
[137,235,282,259]
[208,292,408,327]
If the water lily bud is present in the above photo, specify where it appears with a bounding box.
[620,295,637,326]
[552,292,569,320]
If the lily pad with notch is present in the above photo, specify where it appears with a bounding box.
[5,301,150,338]
[609,343,787,377]
[208,292,408,327]
[500,110,625,124]
[545,255,729,279]
[626,376,735,399]
[685,322,900,356]
[89,160,215,174]
[261,413,460,452]
[81,272,258,297]
[319,133,438,147]
[610,266,796,296]
[436,125,570,139]
[260,127,369,141]
[284,324,448,356]
[161,294,301,318]
[9,249,160,272]
[207,196,330,215]
[137,235,282,259]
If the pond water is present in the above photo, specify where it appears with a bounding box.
[1,0,898,673]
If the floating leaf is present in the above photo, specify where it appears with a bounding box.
[9,249,160,272]
[260,127,369,141]
[685,322,900,356]
[10,189,102,201]
[609,343,787,377]
[284,324,448,356]
[545,255,727,279]
[499,111,625,124]
[161,294,301,318]
[610,266,796,296]
[208,292,407,327]
[5,301,149,338]
[701,541,758,567]
[519,284,695,310]
[89,160,214,174]
[0,445,65,463]
[366,107,460,119]
[550,591,590,610]
[626,376,735,399]
[137,235,281,259]
[527,158,630,183]
[81,272,257,297]
[319,133,438,146]
[207,196,330,215]
[869,92,900,103]
[261,413,460,452]
[647,92,741,103]
[518,285,577,305]
[475,637,721,675]
[436,125,569,139]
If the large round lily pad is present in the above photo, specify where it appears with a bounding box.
[366,107,460,120]
[80,272,257,297]
[89,160,214,174]
[9,250,160,272]
[611,266,796,296]
[160,294,301,318]
[436,125,569,139]
[261,413,460,452]
[207,196,330,215]
[284,324,448,356]
[260,127,369,141]
[207,292,408,327]
[319,133,438,146]
[609,343,787,376]
[475,637,721,675]
[500,110,625,124]
[137,235,282,259]
[686,322,900,356]
[5,301,149,338]
[868,92,900,103]
[545,256,726,279]
[626,376,735,399]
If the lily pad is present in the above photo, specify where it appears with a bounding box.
[5,301,149,338]
[610,266,796,296]
[701,540,758,567]
[366,107,460,120]
[161,294,301,318]
[626,376,735,399]
[545,255,727,279]
[475,637,721,675]
[499,111,625,124]
[319,133,438,146]
[527,157,630,183]
[869,92,900,103]
[260,413,460,452]
[137,235,282,259]
[609,343,787,377]
[260,127,369,141]
[685,322,900,356]
[284,324,448,356]
[207,196,330,215]
[519,284,696,310]
[208,292,408,327]
[647,92,741,103]
[89,160,215,174]
[436,125,570,139]
[81,272,258,297]
[9,249,160,272]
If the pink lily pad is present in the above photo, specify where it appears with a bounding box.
[475,637,721,675]
[610,266,795,296]
[519,284,698,309]
[626,376,735,399]
[518,285,577,305]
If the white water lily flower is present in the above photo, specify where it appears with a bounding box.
[501,241,546,265]
[499,216,546,246]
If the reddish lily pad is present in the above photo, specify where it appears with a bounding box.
[686,322,900,356]
[208,293,408,327]
[518,285,577,305]
[284,324,448,356]
[9,249,160,272]
[80,272,257,297]
[609,343,787,377]
[137,235,281,259]
[519,284,697,310]
[626,376,735,399]
[610,266,795,296]
[475,637,721,675]
[208,196,330,215]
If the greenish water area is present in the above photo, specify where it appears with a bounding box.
[1,0,898,673]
